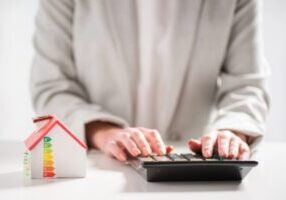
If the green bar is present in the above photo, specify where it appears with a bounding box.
[43,136,52,142]
[44,143,52,148]
[44,148,52,153]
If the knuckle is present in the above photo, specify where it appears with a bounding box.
[241,143,250,151]
[104,141,117,153]
[218,132,228,140]
[139,138,149,147]
[124,127,132,132]
[233,139,240,146]
[106,141,116,148]
[217,131,225,138]
[223,130,233,135]
[131,129,142,137]
[202,135,212,141]
[139,141,148,148]
[134,135,146,144]
[232,135,240,141]
[152,129,160,134]
[149,129,158,137]
[121,132,130,140]
[243,143,250,152]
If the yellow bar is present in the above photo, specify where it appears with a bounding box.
[43,154,53,160]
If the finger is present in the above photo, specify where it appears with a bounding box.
[238,142,250,160]
[117,132,141,157]
[217,131,231,158]
[229,136,240,159]
[188,139,202,154]
[128,128,152,156]
[105,141,127,161]
[166,145,174,154]
[201,133,217,158]
[140,128,166,155]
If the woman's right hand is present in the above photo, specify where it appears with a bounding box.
[86,122,167,161]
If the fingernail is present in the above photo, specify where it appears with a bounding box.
[119,153,126,161]
[188,140,193,146]
[131,148,141,156]
[156,149,163,155]
[224,151,229,158]
[203,148,210,157]
[142,147,150,156]
[219,149,224,157]
[231,149,237,156]
[159,145,166,155]
[146,146,152,154]
[166,145,174,154]
[208,150,213,157]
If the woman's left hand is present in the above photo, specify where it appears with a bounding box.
[188,130,250,160]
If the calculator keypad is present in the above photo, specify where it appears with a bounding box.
[137,153,227,163]
[130,153,257,182]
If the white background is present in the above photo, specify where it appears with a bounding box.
[0,0,285,141]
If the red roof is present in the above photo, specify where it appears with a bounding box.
[25,115,87,150]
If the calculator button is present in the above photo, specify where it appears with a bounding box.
[138,156,155,162]
[212,155,224,160]
[152,155,171,162]
[190,157,204,161]
[205,158,219,161]
[180,153,193,160]
[181,153,204,161]
[167,154,187,161]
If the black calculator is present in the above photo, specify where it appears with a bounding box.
[128,153,258,182]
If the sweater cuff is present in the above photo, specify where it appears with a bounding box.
[206,113,265,150]
[62,105,130,145]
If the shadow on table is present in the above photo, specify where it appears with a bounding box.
[0,171,72,190]
[90,152,245,193]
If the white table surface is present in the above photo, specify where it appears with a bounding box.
[0,140,285,200]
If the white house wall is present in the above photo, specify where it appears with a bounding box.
[49,125,86,178]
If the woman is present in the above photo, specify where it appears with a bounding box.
[31,0,269,161]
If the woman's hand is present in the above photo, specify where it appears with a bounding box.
[86,122,166,161]
[188,130,250,160]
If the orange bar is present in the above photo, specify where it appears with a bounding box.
[43,166,55,171]
[44,160,54,166]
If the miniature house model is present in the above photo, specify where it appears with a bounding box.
[24,115,87,178]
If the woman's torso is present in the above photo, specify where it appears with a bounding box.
[72,0,236,140]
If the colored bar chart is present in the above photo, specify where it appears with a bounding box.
[23,151,31,179]
[43,136,55,177]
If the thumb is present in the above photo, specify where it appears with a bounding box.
[188,139,202,153]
